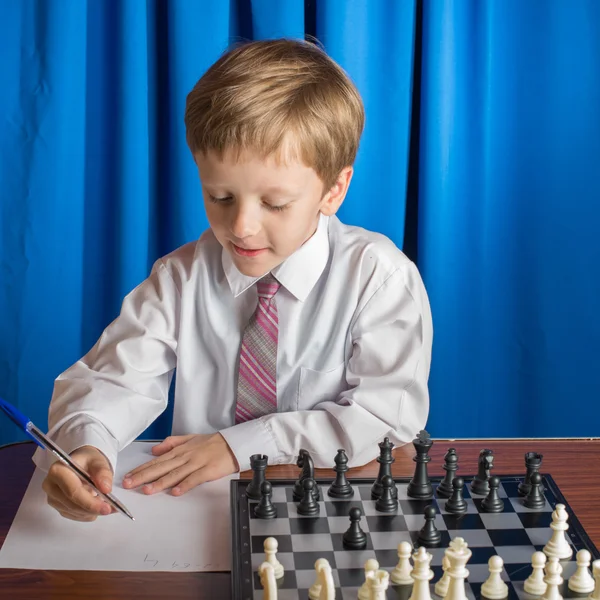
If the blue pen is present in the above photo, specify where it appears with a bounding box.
[0,397,134,521]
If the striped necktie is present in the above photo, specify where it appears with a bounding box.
[235,274,281,424]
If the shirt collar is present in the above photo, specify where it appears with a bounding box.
[221,213,330,301]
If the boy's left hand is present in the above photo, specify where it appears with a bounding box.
[122,433,238,495]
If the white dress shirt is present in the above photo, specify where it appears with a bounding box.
[33,214,433,473]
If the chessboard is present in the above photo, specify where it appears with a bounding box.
[230,436,600,600]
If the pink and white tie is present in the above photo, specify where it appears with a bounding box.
[235,274,281,423]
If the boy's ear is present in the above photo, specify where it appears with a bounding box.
[319,166,354,216]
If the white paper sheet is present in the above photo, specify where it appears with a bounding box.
[0,441,237,571]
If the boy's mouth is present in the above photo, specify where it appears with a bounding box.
[232,243,267,258]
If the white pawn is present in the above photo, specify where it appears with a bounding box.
[444,537,472,600]
[481,555,508,599]
[367,569,390,600]
[541,556,563,600]
[569,549,596,594]
[588,560,600,600]
[524,551,547,596]
[434,555,451,597]
[391,541,414,585]
[258,561,278,600]
[543,504,573,560]
[358,559,380,600]
[409,546,433,600]
[263,537,284,579]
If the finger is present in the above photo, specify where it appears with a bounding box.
[50,467,113,515]
[45,480,111,519]
[48,495,100,521]
[171,465,221,496]
[123,456,188,490]
[85,456,114,495]
[150,434,196,456]
[142,463,202,495]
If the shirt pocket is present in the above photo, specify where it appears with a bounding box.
[296,362,347,410]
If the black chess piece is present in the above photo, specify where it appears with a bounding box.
[297,478,320,516]
[375,475,398,513]
[481,476,504,513]
[523,472,546,509]
[436,447,459,499]
[417,505,442,546]
[407,430,434,499]
[254,481,277,519]
[371,437,398,500]
[518,452,543,496]
[293,449,320,502]
[246,454,268,500]
[445,477,468,514]
[328,449,354,498]
[342,507,367,549]
[470,449,494,495]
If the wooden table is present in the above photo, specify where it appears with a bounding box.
[1,439,598,599]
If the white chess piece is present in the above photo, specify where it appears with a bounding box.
[409,546,433,600]
[367,569,390,600]
[524,551,547,596]
[263,537,284,579]
[309,558,329,600]
[358,559,380,600]
[444,537,472,600]
[541,556,563,600]
[434,555,451,597]
[391,541,414,585]
[481,555,508,599]
[258,561,278,600]
[569,549,596,594]
[317,559,335,600]
[543,504,573,560]
[588,560,600,600]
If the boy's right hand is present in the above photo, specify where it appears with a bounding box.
[41,445,115,522]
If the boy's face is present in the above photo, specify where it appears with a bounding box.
[195,148,352,277]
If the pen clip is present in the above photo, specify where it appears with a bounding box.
[0,397,44,448]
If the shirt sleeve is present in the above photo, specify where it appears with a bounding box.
[220,262,433,471]
[32,259,180,474]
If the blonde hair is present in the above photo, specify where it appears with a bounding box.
[184,38,365,191]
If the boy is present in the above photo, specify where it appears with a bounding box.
[36,38,433,522]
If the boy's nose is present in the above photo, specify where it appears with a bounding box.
[230,207,261,239]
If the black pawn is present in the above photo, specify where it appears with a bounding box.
[246,453,268,500]
[481,476,504,513]
[328,449,354,498]
[523,472,546,509]
[436,447,459,498]
[470,449,494,495]
[445,477,468,514]
[371,437,397,500]
[254,481,277,519]
[518,452,543,496]
[343,507,367,549]
[417,505,442,546]
[375,475,398,513]
[407,430,434,499]
[297,478,320,516]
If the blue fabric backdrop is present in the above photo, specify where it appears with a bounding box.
[1,0,598,447]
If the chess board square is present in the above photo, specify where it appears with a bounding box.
[292,550,337,571]
[253,589,300,600]
[468,546,499,565]
[331,532,374,552]
[445,529,493,547]
[366,514,409,532]
[368,530,413,550]
[340,587,363,600]
[408,529,452,548]
[503,562,533,582]
[491,544,538,563]
[287,502,326,518]
[289,516,330,535]
[327,515,370,534]
[399,499,438,515]
[324,499,365,517]
[509,497,550,513]
[425,546,448,566]
[270,487,288,503]
[466,562,510,583]
[361,500,388,517]
[249,502,289,519]
[358,485,376,501]
[291,533,335,553]
[488,528,534,547]
[336,567,367,588]
[249,516,292,536]
[252,567,298,590]
[404,512,447,531]
[251,534,293,554]
[442,513,486,530]
[472,497,515,513]
[295,567,341,589]
[525,527,557,547]
[374,548,403,569]
[500,480,524,497]
[480,512,524,530]
[438,498,480,514]
[251,551,295,571]
[517,511,553,528]
[333,549,378,569]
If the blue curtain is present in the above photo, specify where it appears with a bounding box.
[1,0,598,447]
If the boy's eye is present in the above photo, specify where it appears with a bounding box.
[208,195,233,204]
[266,203,287,212]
